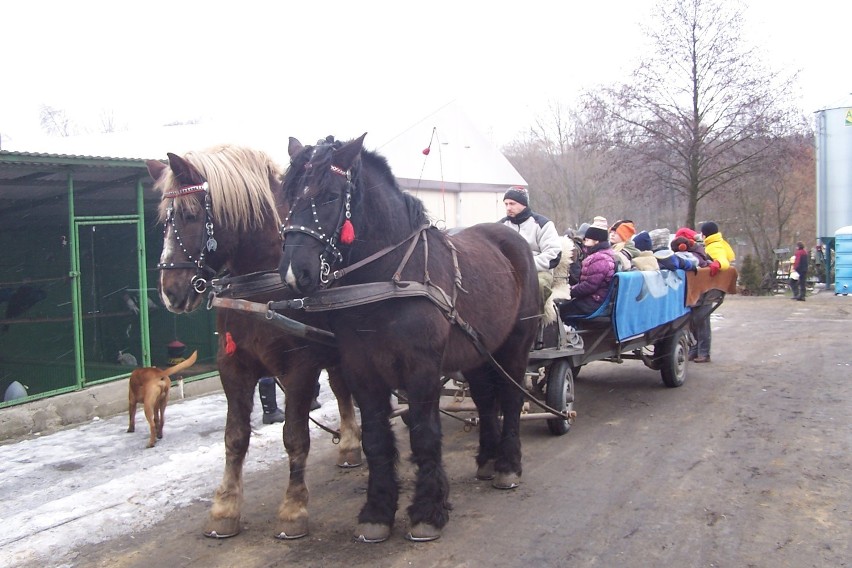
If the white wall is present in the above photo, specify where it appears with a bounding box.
[457,191,504,227]
[408,188,458,229]
[404,189,504,229]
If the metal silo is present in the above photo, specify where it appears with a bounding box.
[815,96,852,286]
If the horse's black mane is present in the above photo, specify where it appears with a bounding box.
[283,136,431,229]
[357,149,430,230]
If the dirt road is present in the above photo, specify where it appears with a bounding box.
[49,293,852,567]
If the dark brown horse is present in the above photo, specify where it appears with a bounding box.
[278,134,540,542]
[147,144,361,540]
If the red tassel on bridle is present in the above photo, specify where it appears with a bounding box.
[225,332,237,355]
[340,219,355,244]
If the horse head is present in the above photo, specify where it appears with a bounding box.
[279,134,366,294]
[148,145,283,313]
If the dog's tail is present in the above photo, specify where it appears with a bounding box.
[162,350,198,377]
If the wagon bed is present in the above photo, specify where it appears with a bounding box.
[434,267,737,435]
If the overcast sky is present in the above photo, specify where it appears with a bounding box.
[1,0,848,149]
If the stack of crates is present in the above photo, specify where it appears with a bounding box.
[835,226,852,295]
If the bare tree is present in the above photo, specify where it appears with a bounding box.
[97,109,120,134]
[586,0,799,229]
[39,105,75,137]
[731,132,814,284]
[504,103,622,233]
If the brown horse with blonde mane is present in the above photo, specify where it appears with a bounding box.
[147,144,361,540]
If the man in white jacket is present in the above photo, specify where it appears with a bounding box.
[499,186,562,304]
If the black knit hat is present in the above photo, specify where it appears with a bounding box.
[633,231,653,251]
[503,186,529,207]
[700,221,719,237]
[584,226,609,242]
[583,216,609,242]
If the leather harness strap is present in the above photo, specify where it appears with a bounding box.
[207,227,569,421]
[209,270,287,300]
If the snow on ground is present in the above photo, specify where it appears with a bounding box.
[0,377,340,568]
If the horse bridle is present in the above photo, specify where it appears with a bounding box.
[157,181,219,293]
[280,160,353,288]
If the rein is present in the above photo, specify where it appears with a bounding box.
[210,228,568,420]
[209,270,288,300]
[274,150,570,420]
[273,227,566,419]
[157,181,218,293]
[269,224,456,312]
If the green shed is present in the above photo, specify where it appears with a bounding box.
[0,150,217,407]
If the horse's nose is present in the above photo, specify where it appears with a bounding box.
[278,260,301,293]
[279,261,317,295]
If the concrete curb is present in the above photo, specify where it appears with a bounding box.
[0,376,223,444]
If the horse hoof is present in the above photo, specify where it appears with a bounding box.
[203,516,241,538]
[354,523,390,543]
[406,523,442,542]
[337,448,363,468]
[493,472,521,490]
[274,518,309,540]
[475,460,495,481]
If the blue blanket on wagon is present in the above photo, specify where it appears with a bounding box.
[612,270,689,341]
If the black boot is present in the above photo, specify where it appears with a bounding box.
[258,377,285,424]
[310,380,321,411]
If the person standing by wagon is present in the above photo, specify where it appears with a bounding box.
[691,221,736,363]
[790,241,809,301]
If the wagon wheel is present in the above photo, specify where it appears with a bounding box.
[545,360,575,436]
[655,328,688,388]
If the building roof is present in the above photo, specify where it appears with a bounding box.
[2,101,526,194]
[375,101,527,192]
[0,150,152,229]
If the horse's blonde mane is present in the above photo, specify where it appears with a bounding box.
[155,144,283,232]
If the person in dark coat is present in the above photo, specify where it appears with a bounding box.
[691,221,736,363]
[790,241,809,301]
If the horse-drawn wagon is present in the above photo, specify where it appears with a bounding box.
[149,135,736,543]
[496,267,736,436]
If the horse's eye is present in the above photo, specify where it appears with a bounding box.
[180,211,199,222]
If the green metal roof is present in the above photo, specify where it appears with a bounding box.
[0,150,157,230]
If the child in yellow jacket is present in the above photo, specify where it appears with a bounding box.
[699,222,736,275]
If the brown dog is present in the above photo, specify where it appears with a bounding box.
[127,350,198,448]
